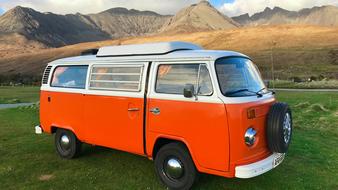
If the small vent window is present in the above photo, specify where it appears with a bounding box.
[89,65,143,92]
[42,66,52,84]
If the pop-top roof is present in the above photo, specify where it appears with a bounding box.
[96,41,203,57]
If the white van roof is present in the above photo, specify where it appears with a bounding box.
[96,42,203,57]
[49,42,249,65]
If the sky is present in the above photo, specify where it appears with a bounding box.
[0,0,337,16]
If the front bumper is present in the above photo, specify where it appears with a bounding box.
[235,153,285,178]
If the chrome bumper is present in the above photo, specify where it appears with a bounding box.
[35,125,43,134]
[235,153,285,178]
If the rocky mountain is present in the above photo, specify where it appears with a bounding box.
[1,2,336,48]
[160,1,240,33]
[87,8,170,38]
[232,5,338,27]
[0,6,170,47]
[0,1,242,47]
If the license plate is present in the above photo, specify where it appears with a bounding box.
[273,153,285,167]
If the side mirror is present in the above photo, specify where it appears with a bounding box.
[264,80,270,88]
[183,84,195,98]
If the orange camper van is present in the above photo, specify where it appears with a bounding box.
[36,42,292,189]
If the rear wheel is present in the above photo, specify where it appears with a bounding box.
[55,128,82,159]
[154,142,197,190]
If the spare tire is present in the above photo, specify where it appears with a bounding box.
[266,102,292,153]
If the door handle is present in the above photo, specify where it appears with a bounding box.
[150,108,160,115]
[128,108,140,112]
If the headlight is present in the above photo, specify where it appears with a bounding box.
[245,128,257,146]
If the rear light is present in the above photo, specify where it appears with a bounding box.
[247,108,256,119]
[244,128,257,147]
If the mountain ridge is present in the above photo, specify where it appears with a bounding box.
[232,5,338,26]
[160,1,240,33]
[0,6,170,47]
[0,3,337,48]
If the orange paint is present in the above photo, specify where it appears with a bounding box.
[40,89,275,177]
[147,98,230,172]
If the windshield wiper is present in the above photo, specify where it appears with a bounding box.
[256,87,266,97]
[225,89,257,97]
[225,88,266,97]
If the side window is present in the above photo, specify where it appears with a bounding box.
[156,64,213,95]
[51,66,88,89]
[198,65,213,95]
[89,65,143,92]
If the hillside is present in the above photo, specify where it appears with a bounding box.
[0,25,337,83]
[0,33,47,58]
[233,5,338,26]
[86,8,170,38]
[161,1,240,33]
[1,3,337,49]
[0,6,170,47]
[0,1,242,47]
[0,6,110,47]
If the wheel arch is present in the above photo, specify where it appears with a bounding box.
[151,136,200,171]
[50,125,77,136]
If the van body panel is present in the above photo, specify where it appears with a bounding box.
[224,97,276,169]
[40,90,86,140]
[145,60,231,172]
[83,95,145,155]
[147,98,230,171]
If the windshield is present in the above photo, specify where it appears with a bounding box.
[215,57,267,97]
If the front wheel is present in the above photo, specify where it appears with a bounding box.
[154,142,197,190]
[55,128,82,159]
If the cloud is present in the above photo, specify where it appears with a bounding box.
[0,0,201,15]
[219,0,338,16]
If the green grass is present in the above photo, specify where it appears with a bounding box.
[0,86,40,104]
[0,92,338,189]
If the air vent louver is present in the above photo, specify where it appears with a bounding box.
[42,66,52,84]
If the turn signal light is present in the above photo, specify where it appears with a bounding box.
[247,108,256,119]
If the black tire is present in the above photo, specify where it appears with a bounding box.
[154,142,197,190]
[55,128,82,159]
[266,102,293,153]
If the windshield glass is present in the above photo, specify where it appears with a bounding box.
[215,57,267,97]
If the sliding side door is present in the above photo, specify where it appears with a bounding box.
[84,63,148,155]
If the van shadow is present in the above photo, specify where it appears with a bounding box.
[78,144,278,190]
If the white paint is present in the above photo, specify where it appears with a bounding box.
[235,153,285,178]
[97,42,203,57]
[41,42,271,104]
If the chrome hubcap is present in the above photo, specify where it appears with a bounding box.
[164,158,184,180]
[283,113,291,144]
[60,135,71,150]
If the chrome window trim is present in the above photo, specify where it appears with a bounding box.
[89,64,144,92]
[154,63,214,96]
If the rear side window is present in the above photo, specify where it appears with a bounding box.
[51,66,88,89]
[89,65,143,92]
[156,64,213,95]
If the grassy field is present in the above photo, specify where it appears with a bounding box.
[0,91,338,189]
[0,86,40,104]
